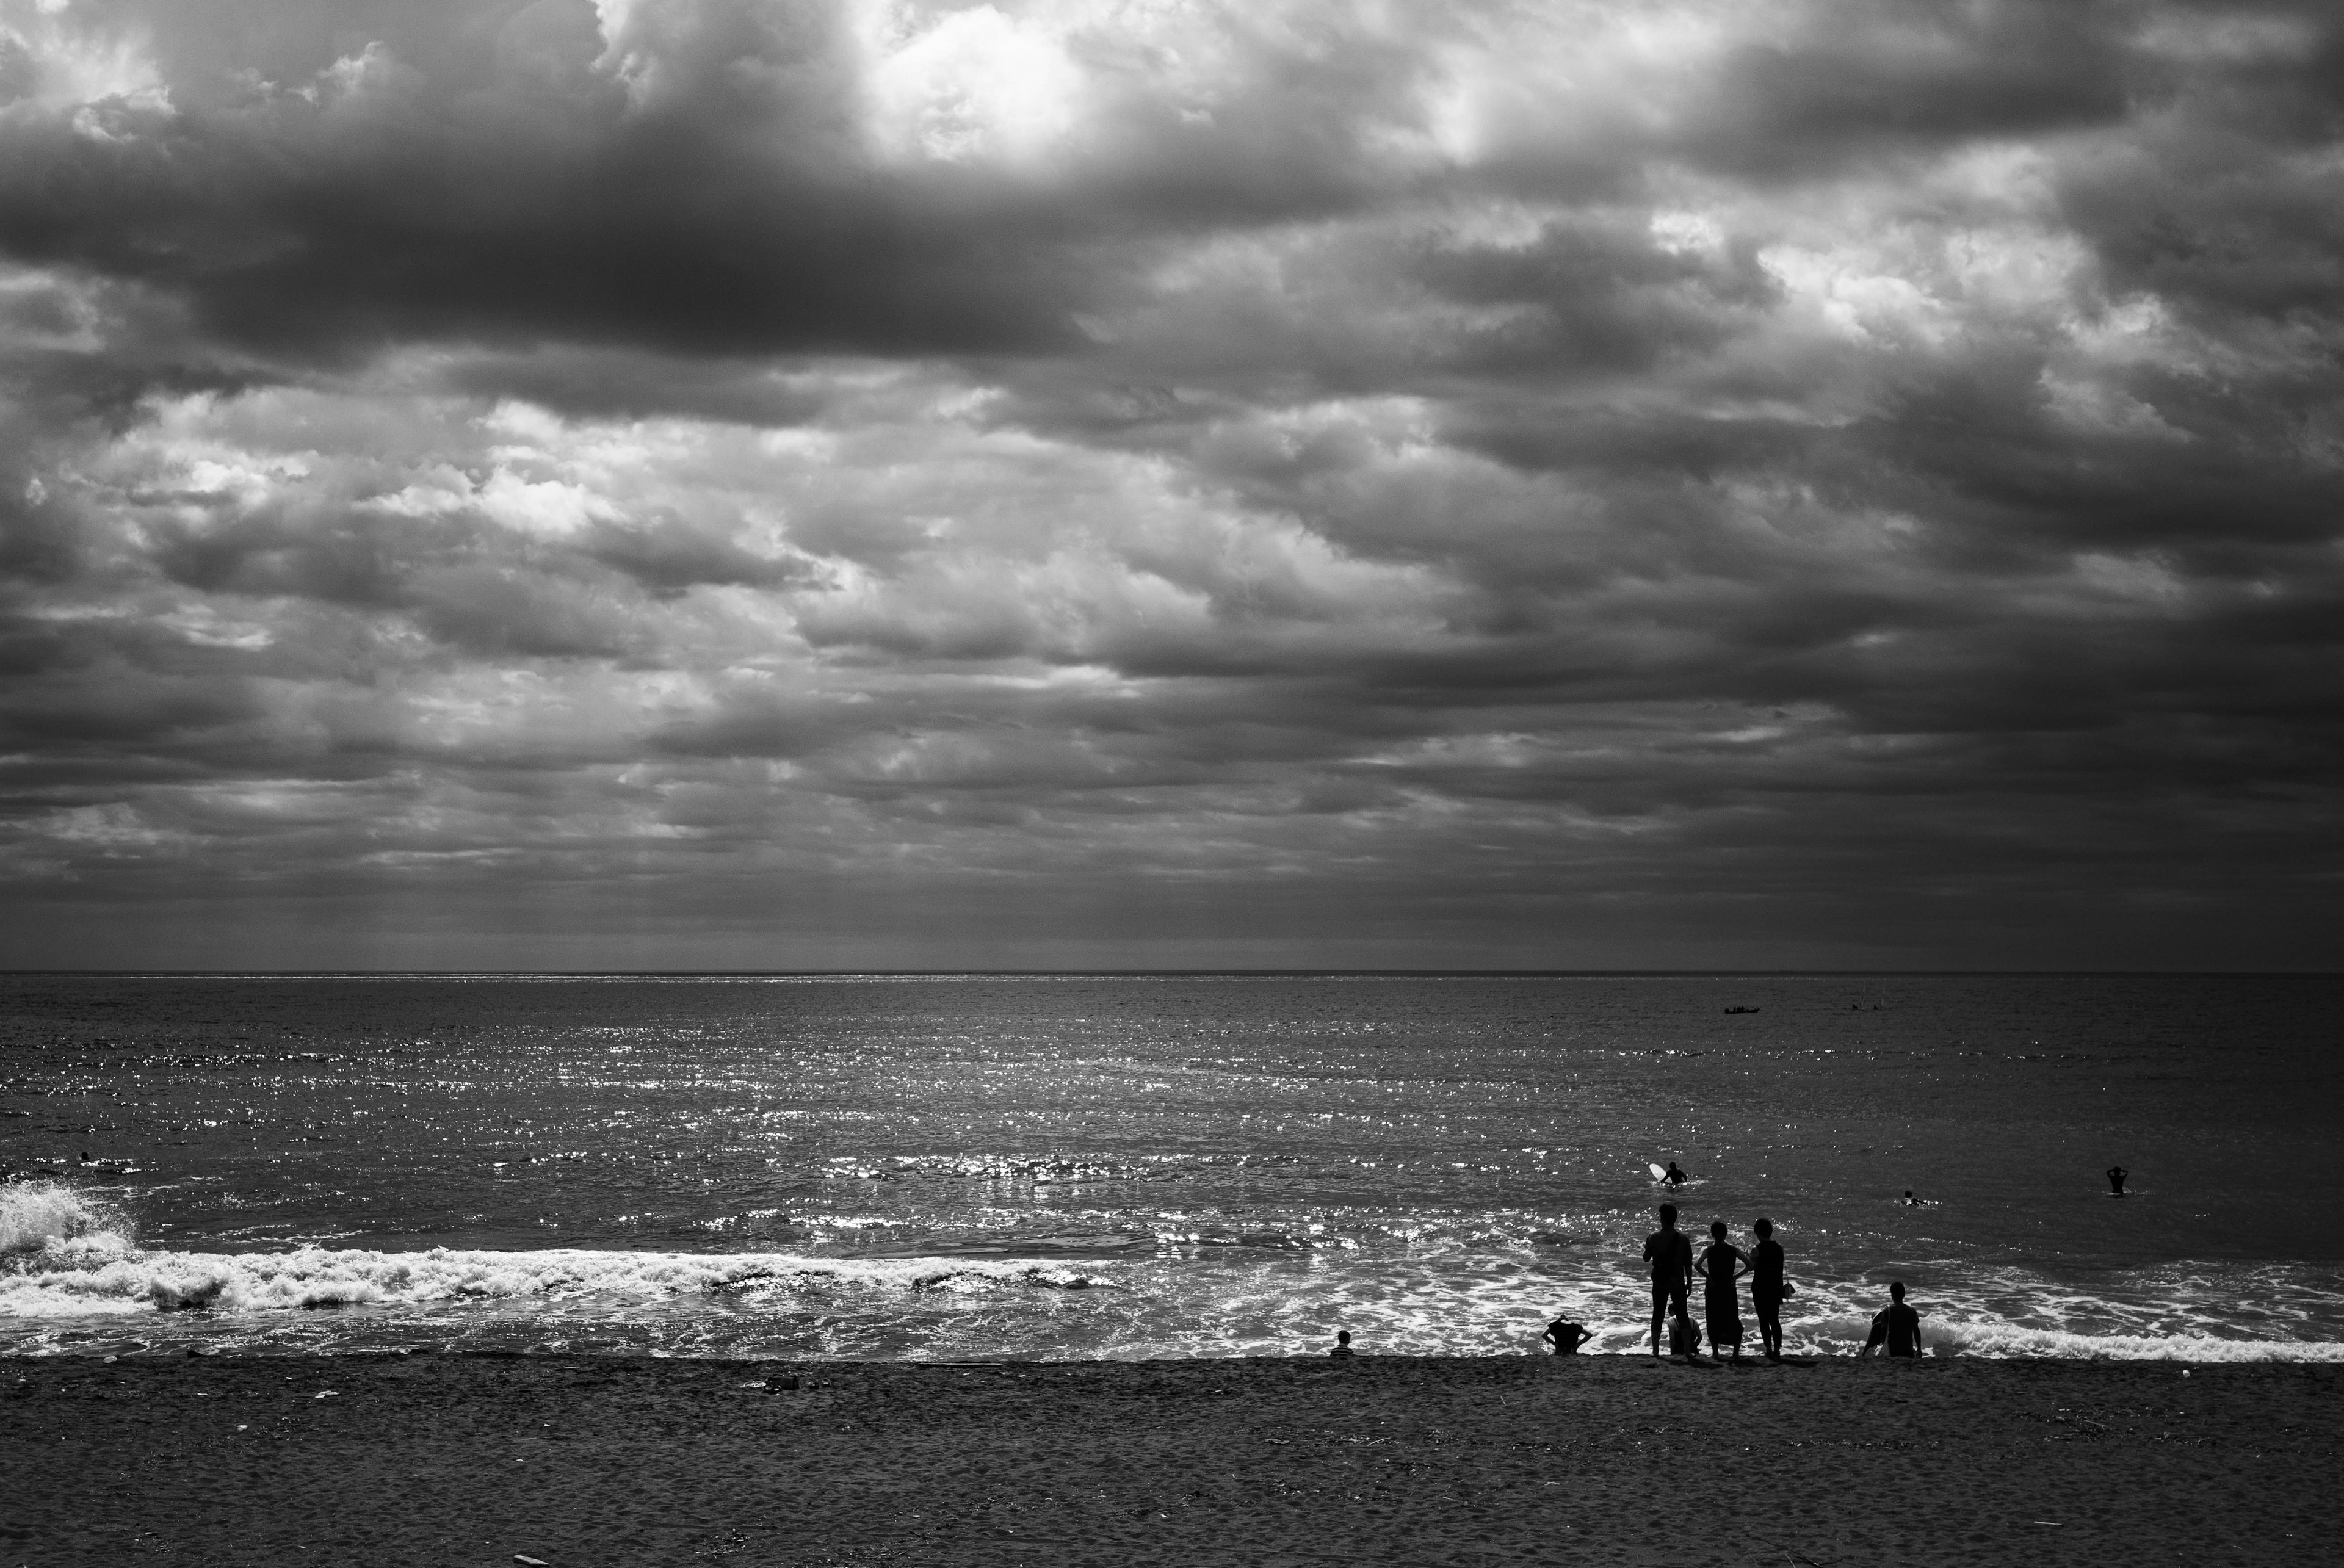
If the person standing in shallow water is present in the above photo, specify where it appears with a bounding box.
[1748,1218,1787,1360]
[1695,1220,1748,1363]
[1643,1203,1694,1356]
[2107,1165,2129,1195]
[1860,1282,1925,1359]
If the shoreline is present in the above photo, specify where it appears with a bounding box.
[7,1353,2336,1566]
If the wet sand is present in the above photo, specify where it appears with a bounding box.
[4,1352,2335,1566]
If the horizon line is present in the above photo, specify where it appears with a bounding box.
[4,968,2337,980]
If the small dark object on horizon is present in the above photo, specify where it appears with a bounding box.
[765,1372,800,1391]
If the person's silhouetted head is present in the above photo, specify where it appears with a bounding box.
[1659,1202,1677,1226]
[1337,1329,1351,1345]
[1753,1217,1773,1238]
[1710,1220,1727,1240]
[1889,1281,1906,1301]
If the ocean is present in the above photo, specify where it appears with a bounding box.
[3,973,2340,1362]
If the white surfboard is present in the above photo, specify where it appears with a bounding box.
[1649,1162,1668,1182]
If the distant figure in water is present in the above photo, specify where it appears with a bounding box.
[1748,1218,1787,1360]
[1663,1162,1687,1189]
[1543,1318,1594,1356]
[1695,1220,1748,1363]
[1900,1190,1922,1207]
[1329,1329,1355,1360]
[1644,1204,1694,1357]
[1861,1282,1925,1359]
[2107,1165,2129,1195]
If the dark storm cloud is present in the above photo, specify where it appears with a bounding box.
[0,0,2339,969]
[0,0,1469,367]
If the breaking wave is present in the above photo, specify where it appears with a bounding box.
[1,1181,131,1258]
[0,1238,1105,1320]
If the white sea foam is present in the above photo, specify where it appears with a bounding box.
[0,1182,131,1257]
[0,1240,1106,1320]
[1922,1321,2344,1362]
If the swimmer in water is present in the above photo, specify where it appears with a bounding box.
[1900,1190,1921,1207]
[1663,1161,1687,1188]
[2107,1165,2128,1195]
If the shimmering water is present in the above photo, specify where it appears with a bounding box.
[4,973,2340,1360]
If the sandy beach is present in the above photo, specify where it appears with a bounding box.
[4,1352,2335,1566]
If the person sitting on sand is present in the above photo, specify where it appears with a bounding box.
[2107,1165,2128,1195]
[1859,1282,1925,1359]
[1329,1329,1355,1360]
[1644,1204,1694,1357]
[1543,1318,1594,1356]
[1748,1218,1787,1361]
[1668,1307,1702,1359]
[1695,1221,1748,1364]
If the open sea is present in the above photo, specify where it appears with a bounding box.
[2,974,2339,1363]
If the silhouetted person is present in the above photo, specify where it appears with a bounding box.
[1748,1218,1787,1360]
[1860,1282,1925,1359]
[1696,1220,1748,1362]
[1644,1203,1694,1356]
[1668,1307,1702,1359]
[2107,1165,2128,1196]
[1663,1161,1687,1189]
[1329,1329,1355,1360]
[1900,1190,1921,1207]
[1543,1318,1594,1356]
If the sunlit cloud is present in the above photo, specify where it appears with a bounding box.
[0,0,2338,969]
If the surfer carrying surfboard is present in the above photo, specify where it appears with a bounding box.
[1643,1203,1695,1356]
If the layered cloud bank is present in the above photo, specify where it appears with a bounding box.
[1,0,2338,968]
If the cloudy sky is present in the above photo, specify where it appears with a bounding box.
[0,0,2337,970]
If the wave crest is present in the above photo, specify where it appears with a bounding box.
[0,1243,1106,1319]
[0,1181,132,1259]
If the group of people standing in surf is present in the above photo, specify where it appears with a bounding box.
[1639,1204,1798,1362]
[1629,1202,1924,1363]
[1514,1202,1918,1365]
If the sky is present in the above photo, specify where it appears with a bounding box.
[0,0,2337,971]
